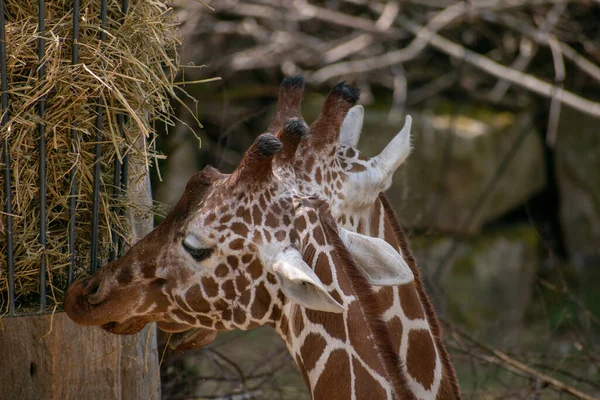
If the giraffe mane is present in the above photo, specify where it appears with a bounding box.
[314,198,415,400]
[379,193,462,399]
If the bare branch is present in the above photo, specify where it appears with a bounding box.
[445,321,599,400]
[399,15,600,118]
[489,1,566,100]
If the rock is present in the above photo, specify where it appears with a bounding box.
[413,225,540,345]
[386,104,545,233]
[555,106,600,268]
[302,99,547,234]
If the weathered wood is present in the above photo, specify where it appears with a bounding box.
[0,314,160,399]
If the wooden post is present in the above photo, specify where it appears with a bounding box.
[0,315,160,399]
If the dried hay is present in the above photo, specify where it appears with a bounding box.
[0,0,181,314]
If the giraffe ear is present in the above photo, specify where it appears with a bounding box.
[345,116,412,205]
[371,115,412,177]
[270,249,345,313]
[338,228,414,286]
[339,105,364,147]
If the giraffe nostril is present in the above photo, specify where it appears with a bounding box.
[86,281,106,306]
[89,282,100,296]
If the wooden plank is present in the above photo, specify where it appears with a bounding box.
[0,314,160,399]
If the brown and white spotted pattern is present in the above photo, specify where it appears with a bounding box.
[274,78,461,399]
[64,108,414,399]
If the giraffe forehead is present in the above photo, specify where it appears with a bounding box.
[184,197,299,255]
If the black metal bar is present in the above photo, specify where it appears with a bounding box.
[109,115,122,262]
[115,0,130,258]
[90,108,102,274]
[118,127,129,257]
[38,0,47,312]
[0,0,15,314]
[68,0,80,284]
[90,0,108,274]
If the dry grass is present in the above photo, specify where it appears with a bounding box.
[0,0,181,314]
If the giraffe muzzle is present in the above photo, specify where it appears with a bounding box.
[65,275,129,327]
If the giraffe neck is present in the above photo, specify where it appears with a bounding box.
[274,200,411,400]
[339,196,461,399]
[294,152,458,397]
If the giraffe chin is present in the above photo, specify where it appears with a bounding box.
[102,318,148,335]
[154,322,219,351]
[168,327,218,352]
[156,321,192,333]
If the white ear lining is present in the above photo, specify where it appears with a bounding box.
[338,227,414,286]
[339,105,364,147]
[269,249,345,313]
[372,115,412,176]
[345,115,413,208]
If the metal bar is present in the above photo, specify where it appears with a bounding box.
[116,0,130,258]
[90,0,108,274]
[109,115,122,262]
[90,106,102,274]
[38,0,47,312]
[0,0,15,314]
[118,125,129,257]
[68,0,80,284]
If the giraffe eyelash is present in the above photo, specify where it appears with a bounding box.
[182,239,213,262]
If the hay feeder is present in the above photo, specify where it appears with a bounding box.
[0,0,180,397]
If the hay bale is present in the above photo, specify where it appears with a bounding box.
[0,0,180,314]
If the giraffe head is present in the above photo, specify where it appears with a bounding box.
[64,94,410,348]
[297,82,412,214]
[275,78,413,281]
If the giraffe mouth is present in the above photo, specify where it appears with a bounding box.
[155,322,219,352]
[168,327,218,352]
[65,275,147,329]
[102,318,148,335]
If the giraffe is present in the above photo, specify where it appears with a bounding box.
[64,103,418,399]
[265,76,461,399]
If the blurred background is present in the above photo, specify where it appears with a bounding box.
[153,1,600,398]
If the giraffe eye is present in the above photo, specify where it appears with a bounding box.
[182,236,213,262]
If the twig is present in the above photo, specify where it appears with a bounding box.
[407,72,456,105]
[388,64,407,123]
[545,33,565,147]
[489,1,566,100]
[308,1,600,119]
[489,37,537,101]
[445,320,599,400]
[398,15,600,118]
[311,1,476,83]
[482,9,600,85]
[295,2,404,36]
